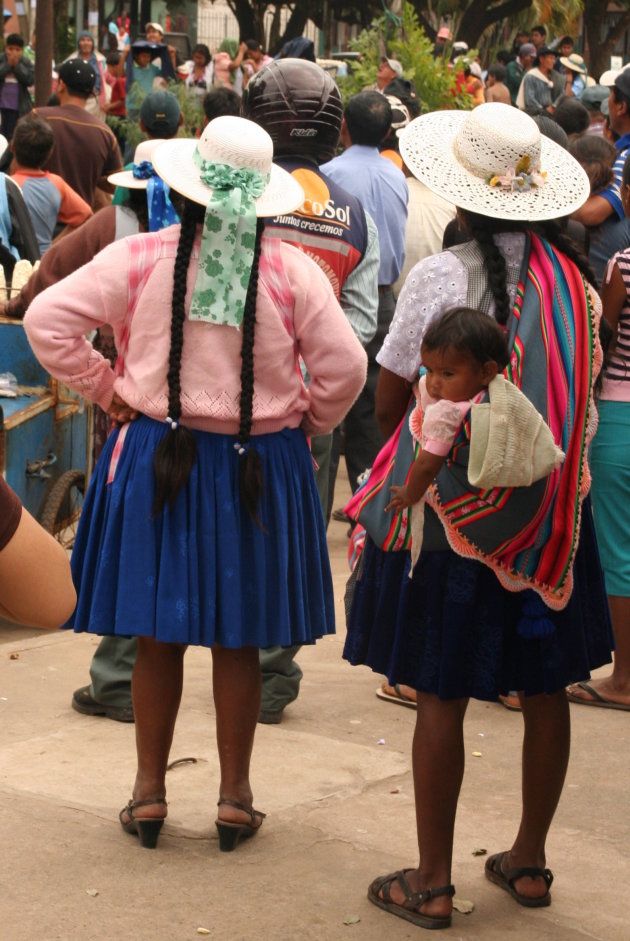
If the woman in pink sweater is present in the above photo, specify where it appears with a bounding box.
[24,117,367,852]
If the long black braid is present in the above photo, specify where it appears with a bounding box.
[153,202,266,523]
[461,210,598,324]
[153,199,200,513]
[467,216,512,325]
[237,217,265,528]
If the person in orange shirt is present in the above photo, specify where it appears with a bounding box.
[11,113,92,254]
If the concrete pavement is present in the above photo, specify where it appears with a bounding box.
[1,475,628,941]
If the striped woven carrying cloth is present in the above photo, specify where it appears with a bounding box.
[344,399,418,552]
[428,234,602,611]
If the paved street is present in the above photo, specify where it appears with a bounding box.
[1,472,628,941]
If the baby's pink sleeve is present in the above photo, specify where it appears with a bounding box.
[422,400,469,456]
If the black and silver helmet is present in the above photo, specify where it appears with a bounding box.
[242,58,343,164]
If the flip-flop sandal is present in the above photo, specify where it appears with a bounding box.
[485,851,553,908]
[566,681,630,711]
[376,683,417,709]
[368,869,454,929]
[498,694,522,712]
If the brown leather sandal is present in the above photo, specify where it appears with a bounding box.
[215,797,266,852]
[368,869,455,929]
[119,798,167,849]
[485,850,553,907]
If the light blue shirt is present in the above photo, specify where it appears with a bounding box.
[570,74,586,98]
[321,145,408,286]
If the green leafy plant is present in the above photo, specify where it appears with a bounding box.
[56,22,76,64]
[339,2,474,113]
[106,79,205,153]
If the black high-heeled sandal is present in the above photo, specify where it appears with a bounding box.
[119,798,168,849]
[215,798,266,852]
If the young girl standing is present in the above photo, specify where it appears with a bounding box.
[24,116,367,850]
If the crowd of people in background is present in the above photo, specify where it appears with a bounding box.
[0,12,629,936]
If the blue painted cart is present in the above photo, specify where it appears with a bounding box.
[0,315,92,548]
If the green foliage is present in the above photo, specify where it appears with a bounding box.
[106,113,145,154]
[164,80,206,135]
[106,80,205,153]
[338,2,473,114]
[56,23,76,64]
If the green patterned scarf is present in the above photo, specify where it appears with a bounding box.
[189,151,268,328]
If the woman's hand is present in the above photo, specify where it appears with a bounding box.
[107,392,139,426]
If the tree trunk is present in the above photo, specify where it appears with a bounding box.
[273,3,310,52]
[226,0,260,42]
[267,5,283,51]
[583,2,630,82]
[458,0,532,48]
[35,0,53,105]
[408,1,437,41]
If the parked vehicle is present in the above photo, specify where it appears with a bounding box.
[0,314,92,549]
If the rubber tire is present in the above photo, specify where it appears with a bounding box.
[40,469,85,546]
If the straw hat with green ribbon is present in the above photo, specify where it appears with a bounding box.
[152,116,304,328]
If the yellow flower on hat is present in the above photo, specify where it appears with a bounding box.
[516,154,531,175]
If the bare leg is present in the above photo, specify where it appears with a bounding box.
[504,690,570,899]
[374,692,468,920]
[126,636,187,820]
[567,595,630,706]
[212,644,262,826]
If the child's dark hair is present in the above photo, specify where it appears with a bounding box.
[153,197,265,524]
[552,98,590,138]
[569,135,616,194]
[421,307,510,371]
[487,63,507,83]
[203,86,241,123]
[13,113,54,168]
[192,43,212,65]
[106,51,120,67]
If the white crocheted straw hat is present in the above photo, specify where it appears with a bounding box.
[152,116,304,217]
[108,138,167,189]
[398,103,590,221]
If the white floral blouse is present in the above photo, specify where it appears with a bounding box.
[377,232,526,382]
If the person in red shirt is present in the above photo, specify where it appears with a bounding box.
[103,51,126,117]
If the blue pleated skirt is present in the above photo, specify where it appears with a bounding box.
[343,499,614,701]
[68,417,335,648]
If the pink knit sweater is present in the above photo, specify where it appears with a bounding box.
[24,228,367,436]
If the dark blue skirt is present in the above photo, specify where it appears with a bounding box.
[343,499,613,700]
[68,417,335,648]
